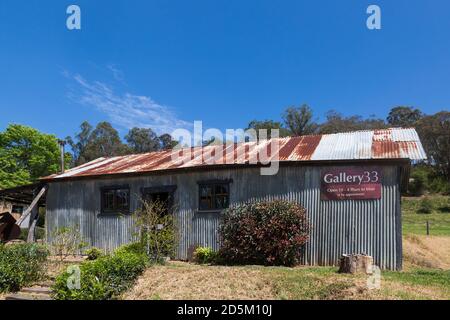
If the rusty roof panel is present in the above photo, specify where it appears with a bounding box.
[42,128,427,180]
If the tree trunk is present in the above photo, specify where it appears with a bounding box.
[338,254,374,274]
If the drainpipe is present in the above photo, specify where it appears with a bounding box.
[57,139,66,173]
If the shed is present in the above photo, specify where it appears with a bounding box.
[41,128,426,270]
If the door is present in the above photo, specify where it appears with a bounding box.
[141,186,177,216]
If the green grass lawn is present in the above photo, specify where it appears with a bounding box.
[402,195,450,236]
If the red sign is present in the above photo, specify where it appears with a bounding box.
[321,167,382,200]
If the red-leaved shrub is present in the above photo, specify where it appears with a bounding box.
[218,200,309,266]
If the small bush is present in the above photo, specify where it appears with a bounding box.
[218,200,310,266]
[84,247,103,260]
[50,226,88,259]
[114,242,146,256]
[52,244,147,300]
[133,200,178,262]
[408,169,427,196]
[418,197,433,214]
[0,243,49,293]
[193,247,218,264]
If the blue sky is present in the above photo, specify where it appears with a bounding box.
[0,0,449,139]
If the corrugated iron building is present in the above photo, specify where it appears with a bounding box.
[42,128,426,270]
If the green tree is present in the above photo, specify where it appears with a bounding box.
[0,124,70,189]
[125,127,160,153]
[282,104,318,136]
[318,111,386,134]
[66,121,93,166]
[416,111,450,180]
[387,106,423,127]
[246,120,291,139]
[158,133,177,150]
[67,121,129,165]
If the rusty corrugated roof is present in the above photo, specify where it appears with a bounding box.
[42,128,426,180]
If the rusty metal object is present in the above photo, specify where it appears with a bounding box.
[41,128,427,181]
[0,212,21,242]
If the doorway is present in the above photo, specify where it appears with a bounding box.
[141,186,177,216]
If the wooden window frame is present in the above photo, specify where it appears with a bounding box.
[100,185,130,215]
[197,179,232,212]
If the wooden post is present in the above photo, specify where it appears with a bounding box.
[426,220,430,236]
[27,188,41,243]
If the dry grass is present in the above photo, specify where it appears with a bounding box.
[403,235,450,269]
[123,261,275,300]
[123,261,449,300]
[123,234,450,300]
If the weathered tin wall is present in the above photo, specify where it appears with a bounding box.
[46,163,402,270]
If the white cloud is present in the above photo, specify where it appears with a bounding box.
[106,64,125,82]
[68,73,191,134]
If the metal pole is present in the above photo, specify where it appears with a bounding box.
[426,220,430,236]
[57,139,66,173]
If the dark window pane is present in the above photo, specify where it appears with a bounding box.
[199,183,229,210]
[101,187,130,214]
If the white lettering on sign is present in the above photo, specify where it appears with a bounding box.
[323,171,379,185]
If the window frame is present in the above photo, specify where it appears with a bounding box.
[100,185,131,215]
[197,179,232,212]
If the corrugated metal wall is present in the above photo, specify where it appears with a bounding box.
[46,163,402,270]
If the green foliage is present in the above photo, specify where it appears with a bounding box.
[402,195,450,236]
[387,106,423,127]
[408,168,428,196]
[133,200,178,263]
[50,226,88,259]
[418,197,434,214]
[125,127,160,153]
[84,247,103,261]
[246,120,291,139]
[218,200,310,266]
[408,166,450,196]
[19,227,45,242]
[0,243,49,293]
[416,111,450,180]
[282,104,318,136]
[66,121,130,166]
[52,245,147,300]
[193,247,218,264]
[0,124,71,188]
[114,242,146,256]
[318,110,386,134]
[67,122,177,166]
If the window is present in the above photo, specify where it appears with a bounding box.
[101,186,130,214]
[11,205,24,215]
[198,181,230,211]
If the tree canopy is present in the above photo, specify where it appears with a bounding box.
[0,124,70,189]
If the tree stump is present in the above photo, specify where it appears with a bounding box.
[338,254,374,274]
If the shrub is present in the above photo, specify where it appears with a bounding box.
[52,244,147,300]
[408,169,428,196]
[84,247,103,260]
[114,242,146,256]
[50,226,88,260]
[0,243,49,293]
[218,200,310,266]
[133,200,178,263]
[193,247,218,264]
[418,197,433,214]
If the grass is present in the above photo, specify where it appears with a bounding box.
[402,195,450,236]
[123,262,450,300]
[123,194,450,300]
